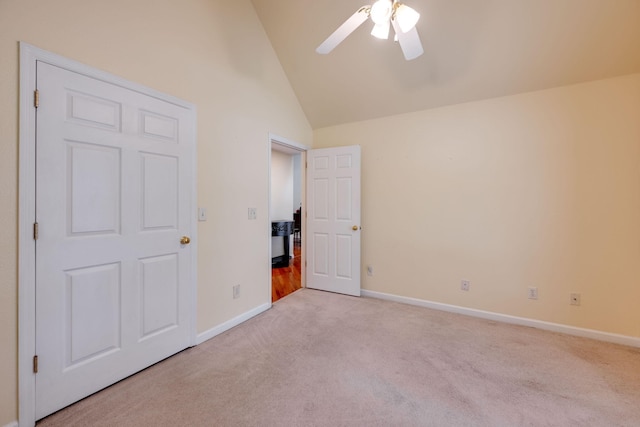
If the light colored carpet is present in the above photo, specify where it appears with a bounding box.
[38,288,640,426]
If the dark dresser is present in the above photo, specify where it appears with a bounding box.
[271,220,294,267]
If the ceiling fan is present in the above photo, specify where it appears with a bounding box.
[316,0,424,61]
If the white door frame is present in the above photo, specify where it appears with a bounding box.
[18,43,198,427]
[268,133,308,301]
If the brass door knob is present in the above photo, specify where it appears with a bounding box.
[352,225,359,231]
[180,236,191,245]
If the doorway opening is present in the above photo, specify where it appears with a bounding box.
[269,136,306,302]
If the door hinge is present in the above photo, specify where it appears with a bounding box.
[33,222,39,240]
[34,89,39,108]
[33,355,38,373]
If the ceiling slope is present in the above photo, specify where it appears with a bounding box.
[251,0,640,129]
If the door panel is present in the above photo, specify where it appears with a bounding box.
[66,263,121,366]
[140,254,179,338]
[335,235,353,279]
[312,233,330,276]
[68,142,121,235]
[141,153,179,229]
[306,146,361,296]
[67,90,122,131]
[35,61,194,419]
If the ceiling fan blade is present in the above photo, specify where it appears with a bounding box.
[391,18,424,60]
[316,6,370,54]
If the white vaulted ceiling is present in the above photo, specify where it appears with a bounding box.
[251,0,640,129]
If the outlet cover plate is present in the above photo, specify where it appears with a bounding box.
[570,293,581,306]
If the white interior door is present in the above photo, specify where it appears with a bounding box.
[35,61,195,419]
[306,146,361,296]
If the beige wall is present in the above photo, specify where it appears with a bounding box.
[2,1,638,424]
[0,0,311,424]
[315,74,640,338]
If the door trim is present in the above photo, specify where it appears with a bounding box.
[18,43,198,426]
[268,133,308,302]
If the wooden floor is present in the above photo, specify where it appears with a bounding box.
[271,240,301,302]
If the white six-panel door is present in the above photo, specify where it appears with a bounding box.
[306,146,361,296]
[35,62,194,419]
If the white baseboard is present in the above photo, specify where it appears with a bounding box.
[361,290,640,348]
[196,303,271,345]
[3,421,18,427]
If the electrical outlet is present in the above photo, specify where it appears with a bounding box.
[461,280,470,291]
[528,287,538,300]
[248,208,257,220]
[367,265,373,276]
[233,284,240,299]
[570,293,581,306]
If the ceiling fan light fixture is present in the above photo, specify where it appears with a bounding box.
[315,1,424,61]
[370,0,393,25]
[395,3,420,33]
[371,21,390,39]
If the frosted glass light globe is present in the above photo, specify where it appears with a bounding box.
[370,0,393,25]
